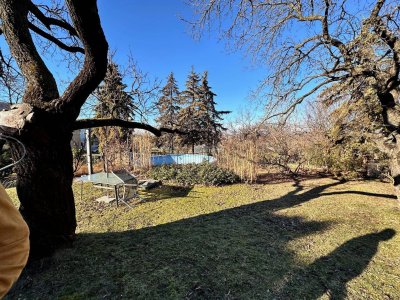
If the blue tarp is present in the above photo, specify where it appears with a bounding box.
[151,154,215,166]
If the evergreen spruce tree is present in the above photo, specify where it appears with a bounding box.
[156,72,181,153]
[178,68,203,153]
[198,71,230,154]
[94,61,134,169]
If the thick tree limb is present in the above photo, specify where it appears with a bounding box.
[373,22,400,92]
[28,1,78,36]
[28,22,84,54]
[321,0,348,58]
[73,118,186,137]
[58,0,108,118]
[0,0,59,103]
[370,0,385,19]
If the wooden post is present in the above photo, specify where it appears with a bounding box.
[85,128,93,175]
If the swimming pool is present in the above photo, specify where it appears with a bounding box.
[151,154,215,166]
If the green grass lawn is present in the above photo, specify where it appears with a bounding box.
[6,178,400,299]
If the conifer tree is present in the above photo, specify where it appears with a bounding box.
[178,68,203,153]
[156,72,181,153]
[198,71,230,153]
[94,61,134,168]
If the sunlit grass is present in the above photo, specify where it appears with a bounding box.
[6,178,400,299]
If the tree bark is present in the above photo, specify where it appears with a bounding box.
[0,0,109,260]
[376,92,400,201]
[13,123,76,259]
[389,152,400,202]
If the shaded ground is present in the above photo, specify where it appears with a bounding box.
[6,178,400,299]
[255,170,327,184]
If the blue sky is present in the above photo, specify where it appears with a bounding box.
[0,1,267,122]
[0,1,384,125]
[96,0,266,120]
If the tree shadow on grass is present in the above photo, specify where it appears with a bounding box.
[138,185,197,203]
[8,180,396,299]
[280,229,396,299]
[265,178,343,211]
[268,178,397,212]
[323,191,397,200]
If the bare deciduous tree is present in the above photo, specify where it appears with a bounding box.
[261,124,308,176]
[192,0,400,197]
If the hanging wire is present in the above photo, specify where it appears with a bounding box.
[0,134,26,172]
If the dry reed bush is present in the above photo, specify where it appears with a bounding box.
[216,134,260,182]
[131,133,153,172]
[104,133,153,173]
[82,133,154,174]
[215,123,320,182]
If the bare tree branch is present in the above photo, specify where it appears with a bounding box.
[0,0,59,103]
[57,0,108,117]
[267,77,338,121]
[28,22,84,53]
[28,0,78,36]
[0,48,25,104]
[73,118,186,137]
[191,0,400,137]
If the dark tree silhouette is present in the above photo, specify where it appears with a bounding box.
[0,0,178,259]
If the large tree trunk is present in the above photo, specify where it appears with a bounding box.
[389,154,400,202]
[13,124,76,259]
[375,92,400,201]
[0,0,109,260]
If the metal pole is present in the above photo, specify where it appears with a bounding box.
[85,128,93,175]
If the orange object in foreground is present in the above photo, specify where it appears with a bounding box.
[0,184,29,298]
